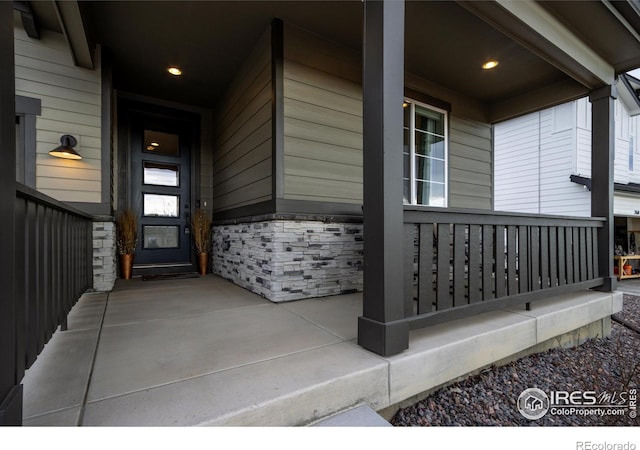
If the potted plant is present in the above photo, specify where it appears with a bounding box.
[116,208,138,280]
[191,209,212,275]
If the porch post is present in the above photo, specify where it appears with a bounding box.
[589,85,617,292]
[0,1,22,425]
[357,0,409,356]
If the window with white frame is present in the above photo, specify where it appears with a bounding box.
[403,99,447,206]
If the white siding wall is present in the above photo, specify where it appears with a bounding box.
[575,96,640,186]
[575,98,591,177]
[14,14,102,203]
[615,100,631,184]
[540,104,590,216]
[497,95,640,218]
[494,113,541,213]
[614,193,640,216]
[494,103,590,216]
[630,112,640,184]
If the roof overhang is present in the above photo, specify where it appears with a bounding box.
[19,0,94,69]
[460,0,616,88]
[617,73,640,116]
[18,1,640,122]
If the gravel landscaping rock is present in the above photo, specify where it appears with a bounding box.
[391,295,640,426]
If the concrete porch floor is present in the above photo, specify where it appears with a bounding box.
[21,275,622,426]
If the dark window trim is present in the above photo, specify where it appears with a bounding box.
[404,88,452,113]
[15,95,41,188]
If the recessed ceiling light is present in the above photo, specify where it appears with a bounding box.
[150,142,160,147]
[147,145,155,151]
[167,66,182,76]
[482,60,499,70]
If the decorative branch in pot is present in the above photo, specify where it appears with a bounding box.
[191,209,212,275]
[116,208,138,280]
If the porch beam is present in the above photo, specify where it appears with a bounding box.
[590,85,617,292]
[459,0,615,89]
[0,1,22,425]
[53,0,94,69]
[358,0,409,357]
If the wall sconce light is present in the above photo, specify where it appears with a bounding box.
[49,135,82,160]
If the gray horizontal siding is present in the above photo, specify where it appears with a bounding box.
[212,29,273,212]
[282,46,363,204]
[14,19,102,204]
[448,116,492,210]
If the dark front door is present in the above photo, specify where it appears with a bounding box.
[129,109,196,275]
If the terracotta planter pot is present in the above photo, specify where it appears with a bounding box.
[198,252,208,275]
[120,253,134,280]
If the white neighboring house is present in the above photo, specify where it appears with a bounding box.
[495,73,640,254]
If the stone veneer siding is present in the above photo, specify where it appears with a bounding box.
[213,220,363,302]
[92,221,117,292]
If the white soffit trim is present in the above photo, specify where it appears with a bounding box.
[614,192,640,217]
[496,0,615,86]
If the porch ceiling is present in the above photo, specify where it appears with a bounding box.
[29,1,640,122]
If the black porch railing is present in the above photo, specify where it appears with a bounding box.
[13,183,92,381]
[403,207,606,329]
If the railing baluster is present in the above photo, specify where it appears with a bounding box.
[518,226,529,293]
[482,225,494,300]
[453,224,466,307]
[592,226,599,277]
[565,227,574,284]
[586,227,594,280]
[579,227,587,282]
[418,223,433,314]
[549,226,558,288]
[468,225,481,303]
[573,227,580,283]
[436,223,451,310]
[530,226,540,291]
[26,201,37,368]
[507,225,517,295]
[37,203,45,354]
[495,225,506,298]
[540,226,549,289]
[14,197,26,380]
[404,224,416,317]
[558,226,566,286]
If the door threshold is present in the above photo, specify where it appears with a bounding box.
[133,262,193,269]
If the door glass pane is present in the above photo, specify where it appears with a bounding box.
[144,130,179,156]
[144,194,179,217]
[143,226,179,249]
[143,161,179,186]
